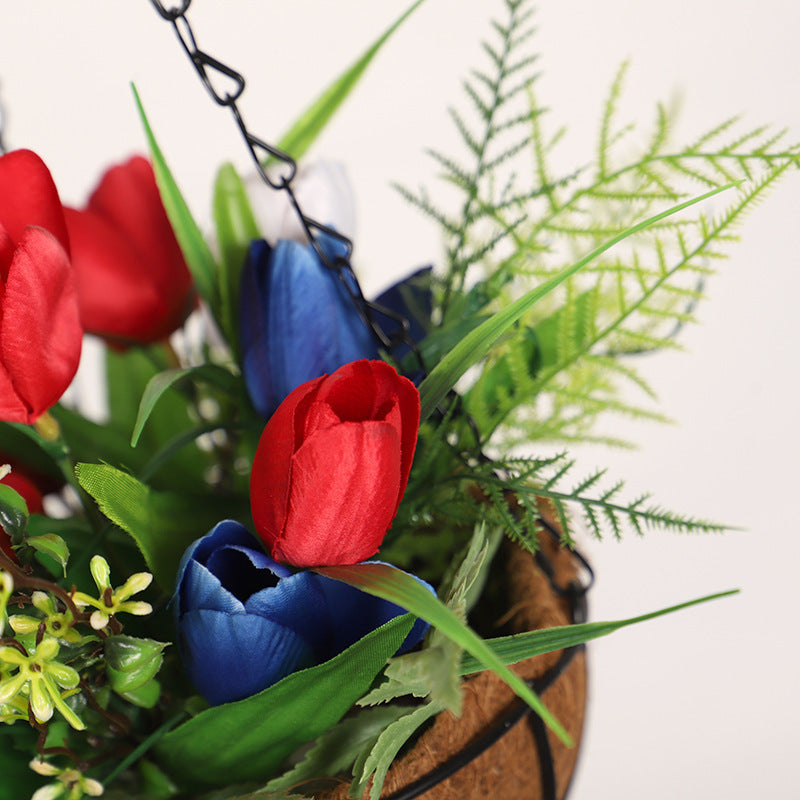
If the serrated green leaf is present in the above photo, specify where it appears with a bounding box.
[74,463,244,590]
[213,162,261,356]
[132,84,219,311]
[26,534,69,575]
[154,615,414,786]
[277,0,427,160]
[265,705,414,793]
[0,484,28,541]
[351,703,441,800]
[418,182,739,421]
[315,562,572,745]
[131,364,240,447]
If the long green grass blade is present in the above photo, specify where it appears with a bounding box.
[277,0,427,159]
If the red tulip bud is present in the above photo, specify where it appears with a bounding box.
[250,360,420,567]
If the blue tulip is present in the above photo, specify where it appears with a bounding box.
[239,234,378,418]
[173,520,433,705]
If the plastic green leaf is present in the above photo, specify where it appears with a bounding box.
[315,562,572,746]
[154,614,414,786]
[459,589,739,674]
[417,181,739,422]
[132,84,219,310]
[74,463,241,590]
[120,678,161,710]
[276,0,427,161]
[26,534,70,576]
[105,635,167,694]
[265,705,415,793]
[0,484,28,541]
[131,364,240,447]
[213,162,261,355]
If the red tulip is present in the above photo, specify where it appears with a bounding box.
[250,360,420,567]
[0,149,82,424]
[64,155,195,345]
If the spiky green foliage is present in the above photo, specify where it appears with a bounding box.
[398,0,798,547]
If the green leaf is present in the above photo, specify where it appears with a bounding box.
[26,534,70,576]
[0,484,28,541]
[154,614,414,786]
[417,181,739,421]
[105,635,167,694]
[265,704,415,793]
[74,463,244,590]
[459,589,739,674]
[120,678,162,709]
[131,364,240,447]
[351,703,442,800]
[213,162,261,355]
[277,0,427,160]
[315,562,572,746]
[132,84,219,311]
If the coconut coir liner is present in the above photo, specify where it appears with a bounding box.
[319,530,587,800]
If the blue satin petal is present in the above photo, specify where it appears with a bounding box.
[180,608,314,705]
[238,233,379,418]
[180,559,244,615]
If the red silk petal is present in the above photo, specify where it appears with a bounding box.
[66,155,194,343]
[275,421,403,567]
[0,150,69,256]
[251,376,325,553]
[0,227,81,422]
[64,206,174,341]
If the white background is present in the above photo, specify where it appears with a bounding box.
[2,2,799,797]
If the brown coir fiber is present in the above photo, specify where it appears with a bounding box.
[319,528,587,800]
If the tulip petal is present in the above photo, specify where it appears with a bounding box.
[64,155,194,344]
[0,227,81,423]
[275,420,402,566]
[179,608,314,705]
[180,559,245,615]
[0,150,69,256]
[239,234,377,417]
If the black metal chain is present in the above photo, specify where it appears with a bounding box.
[147,0,425,373]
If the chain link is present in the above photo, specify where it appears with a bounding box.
[148,0,426,372]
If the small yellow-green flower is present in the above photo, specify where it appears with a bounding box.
[9,591,82,644]
[29,759,103,800]
[0,638,84,729]
[72,556,152,631]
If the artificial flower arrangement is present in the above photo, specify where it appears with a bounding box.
[0,1,796,799]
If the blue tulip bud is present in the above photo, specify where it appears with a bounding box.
[173,521,433,706]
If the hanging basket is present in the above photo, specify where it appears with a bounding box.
[320,511,591,800]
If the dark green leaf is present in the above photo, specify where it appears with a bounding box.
[0,484,28,542]
[26,534,69,575]
[154,615,414,786]
[105,635,167,693]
